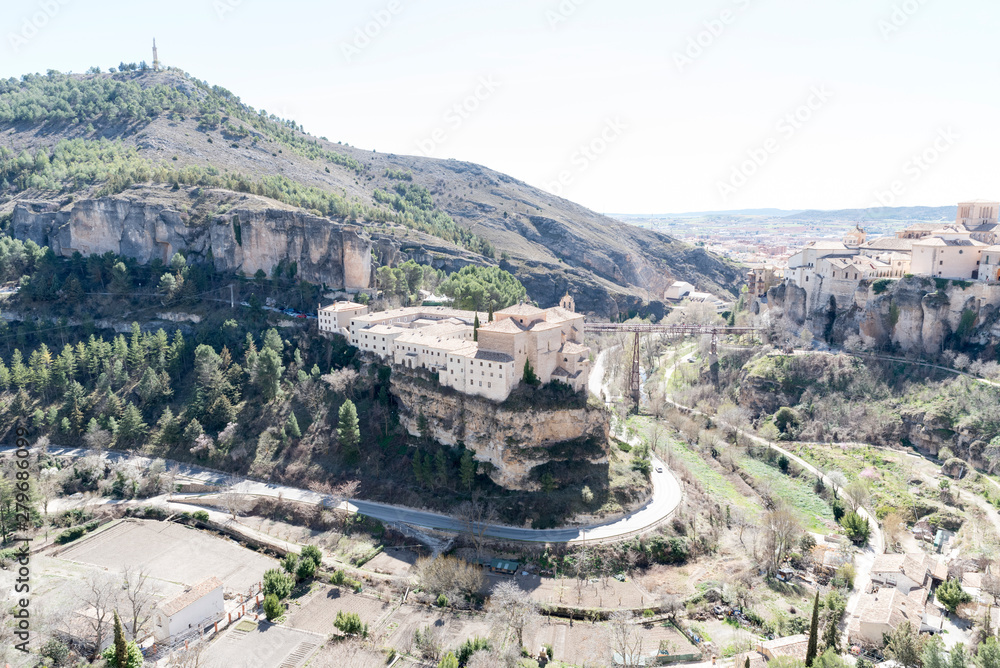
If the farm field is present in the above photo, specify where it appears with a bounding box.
[203,621,323,668]
[285,584,395,636]
[56,519,277,592]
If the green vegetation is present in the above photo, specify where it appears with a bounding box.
[263,568,294,599]
[934,578,972,613]
[872,278,894,295]
[334,610,368,637]
[738,456,833,532]
[438,264,527,311]
[839,511,870,545]
[670,437,758,513]
[375,259,446,303]
[373,181,495,256]
[263,593,282,621]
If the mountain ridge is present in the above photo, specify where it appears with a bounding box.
[0,68,744,317]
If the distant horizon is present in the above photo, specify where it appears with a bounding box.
[610,203,962,218]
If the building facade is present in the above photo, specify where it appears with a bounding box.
[152,577,225,642]
[326,296,591,402]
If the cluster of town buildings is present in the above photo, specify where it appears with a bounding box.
[783,200,1000,312]
[318,294,591,402]
[846,552,949,646]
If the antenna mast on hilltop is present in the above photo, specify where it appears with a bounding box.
[152,39,160,71]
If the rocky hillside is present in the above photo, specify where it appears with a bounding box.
[391,371,609,491]
[762,277,1000,357]
[0,68,742,318]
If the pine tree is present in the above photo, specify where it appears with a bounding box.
[337,400,360,461]
[412,450,425,485]
[286,412,301,438]
[117,403,147,446]
[459,450,476,490]
[435,449,449,487]
[806,591,819,667]
[255,348,284,401]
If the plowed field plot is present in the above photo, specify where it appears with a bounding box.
[366,547,418,576]
[384,604,492,655]
[285,585,395,635]
[57,519,277,591]
[525,621,612,667]
[203,622,322,668]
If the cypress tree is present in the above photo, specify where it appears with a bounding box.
[113,610,127,668]
[806,591,820,667]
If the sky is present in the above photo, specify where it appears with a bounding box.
[3,0,999,214]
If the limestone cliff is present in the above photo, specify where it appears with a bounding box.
[390,371,610,490]
[761,277,1000,357]
[12,187,372,290]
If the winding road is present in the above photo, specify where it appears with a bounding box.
[3,443,682,545]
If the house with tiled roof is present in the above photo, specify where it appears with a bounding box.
[870,552,947,592]
[848,585,940,646]
[152,577,224,642]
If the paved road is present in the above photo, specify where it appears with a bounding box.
[4,445,682,544]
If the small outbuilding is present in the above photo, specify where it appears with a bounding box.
[152,577,225,642]
[489,559,519,575]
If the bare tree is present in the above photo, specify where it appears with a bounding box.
[983,566,1000,606]
[121,564,157,641]
[165,642,208,667]
[332,480,361,531]
[415,555,485,599]
[78,571,119,658]
[609,610,644,667]
[84,427,113,453]
[457,493,498,560]
[467,646,521,668]
[646,421,663,453]
[732,507,754,548]
[844,480,870,513]
[760,502,800,575]
[486,581,539,652]
[220,477,251,520]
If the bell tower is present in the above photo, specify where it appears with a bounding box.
[152,39,161,72]
[559,292,575,312]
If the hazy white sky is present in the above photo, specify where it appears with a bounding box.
[4,0,998,214]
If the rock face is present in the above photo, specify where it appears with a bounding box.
[12,191,372,290]
[390,372,610,490]
[762,277,1000,356]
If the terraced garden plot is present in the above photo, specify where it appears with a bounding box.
[284,585,394,636]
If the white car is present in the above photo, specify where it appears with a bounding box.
[655,466,663,473]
